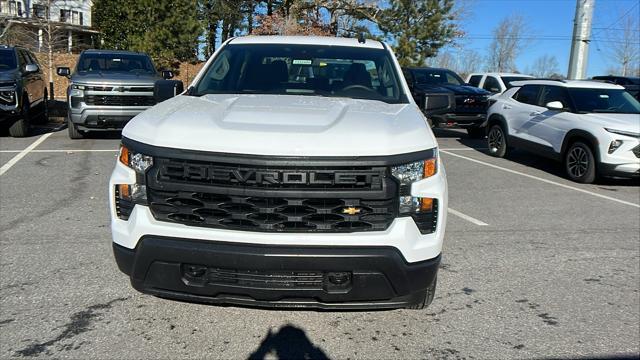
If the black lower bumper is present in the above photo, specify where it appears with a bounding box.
[113,236,440,310]
[432,113,485,128]
[599,163,640,179]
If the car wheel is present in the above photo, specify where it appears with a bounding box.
[467,127,485,139]
[406,275,437,310]
[565,141,596,183]
[67,116,84,139]
[8,97,30,137]
[487,124,507,157]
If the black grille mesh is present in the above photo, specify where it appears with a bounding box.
[148,188,396,232]
[85,95,155,106]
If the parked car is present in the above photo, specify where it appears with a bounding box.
[0,45,48,137]
[466,72,535,95]
[486,79,640,183]
[592,75,639,100]
[110,36,449,310]
[57,49,177,139]
[403,67,490,138]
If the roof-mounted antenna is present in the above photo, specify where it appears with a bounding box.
[358,32,366,44]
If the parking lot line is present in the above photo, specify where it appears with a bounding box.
[440,147,488,151]
[0,133,54,176]
[0,149,119,153]
[441,150,640,209]
[447,208,489,226]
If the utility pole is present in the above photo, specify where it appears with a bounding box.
[567,0,595,79]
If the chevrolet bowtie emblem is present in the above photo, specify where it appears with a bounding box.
[342,207,361,215]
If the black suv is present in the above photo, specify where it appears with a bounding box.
[403,67,491,138]
[592,75,639,100]
[0,45,48,137]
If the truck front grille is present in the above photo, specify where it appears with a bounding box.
[147,188,396,232]
[84,95,155,106]
[454,95,488,113]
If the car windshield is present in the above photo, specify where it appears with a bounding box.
[76,53,156,74]
[502,76,532,89]
[0,49,17,70]
[569,88,640,114]
[193,44,406,104]
[413,69,463,86]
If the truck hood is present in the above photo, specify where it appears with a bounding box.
[0,69,19,83]
[70,72,160,85]
[123,94,437,157]
[414,83,490,96]
[583,113,640,134]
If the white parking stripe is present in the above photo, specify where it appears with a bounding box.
[0,133,54,176]
[441,150,640,209]
[448,208,489,226]
[440,147,488,151]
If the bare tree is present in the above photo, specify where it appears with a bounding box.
[604,15,640,76]
[425,51,456,71]
[486,15,526,72]
[530,54,559,78]
[457,49,483,78]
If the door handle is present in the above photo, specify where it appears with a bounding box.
[529,111,541,116]
[502,105,512,110]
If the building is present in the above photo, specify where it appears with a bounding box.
[0,0,98,52]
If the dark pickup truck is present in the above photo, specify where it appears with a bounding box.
[403,67,491,138]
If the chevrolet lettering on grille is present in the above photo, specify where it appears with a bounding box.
[158,160,384,189]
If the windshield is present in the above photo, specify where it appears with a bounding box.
[413,69,463,86]
[569,88,640,114]
[502,76,533,89]
[193,44,407,104]
[76,53,156,74]
[0,49,17,70]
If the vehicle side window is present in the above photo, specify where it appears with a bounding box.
[513,85,541,105]
[17,50,29,69]
[539,86,572,109]
[483,76,501,93]
[468,75,482,87]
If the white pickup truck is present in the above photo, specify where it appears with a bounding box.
[109,36,448,310]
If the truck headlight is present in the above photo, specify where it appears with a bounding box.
[115,145,153,220]
[391,152,439,234]
[0,88,16,103]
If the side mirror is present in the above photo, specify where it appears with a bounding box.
[24,63,39,74]
[161,70,174,79]
[154,79,184,103]
[56,67,71,77]
[546,101,564,110]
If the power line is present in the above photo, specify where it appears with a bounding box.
[591,2,639,37]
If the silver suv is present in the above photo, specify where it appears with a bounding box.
[57,49,173,139]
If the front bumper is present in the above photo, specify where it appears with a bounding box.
[114,236,440,310]
[69,106,150,130]
[432,113,486,128]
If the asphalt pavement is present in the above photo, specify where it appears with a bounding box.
[0,123,638,359]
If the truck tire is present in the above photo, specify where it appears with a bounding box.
[565,141,596,183]
[467,126,485,139]
[406,275,437,310]
[8,97,30,137]
[487,124,508,157]
[67,117,84,139]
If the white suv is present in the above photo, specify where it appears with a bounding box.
[486,79,640,183]
[109,36,448,310]
[466,72,534,95]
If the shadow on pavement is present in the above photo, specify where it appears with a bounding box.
[248,324,330,360]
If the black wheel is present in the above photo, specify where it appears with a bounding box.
[8,96,30,137]
[67,116,84,139]
[406,275,437,310]
[467,126,485,139]
[487,124,507,157]
[565,141,596,183]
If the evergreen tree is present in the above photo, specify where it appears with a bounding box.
[92,0,136,50]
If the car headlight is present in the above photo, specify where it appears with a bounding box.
[605,128,640,138]
[115,145,153,220]
[391,151,439,234]
[0,88,16,103]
